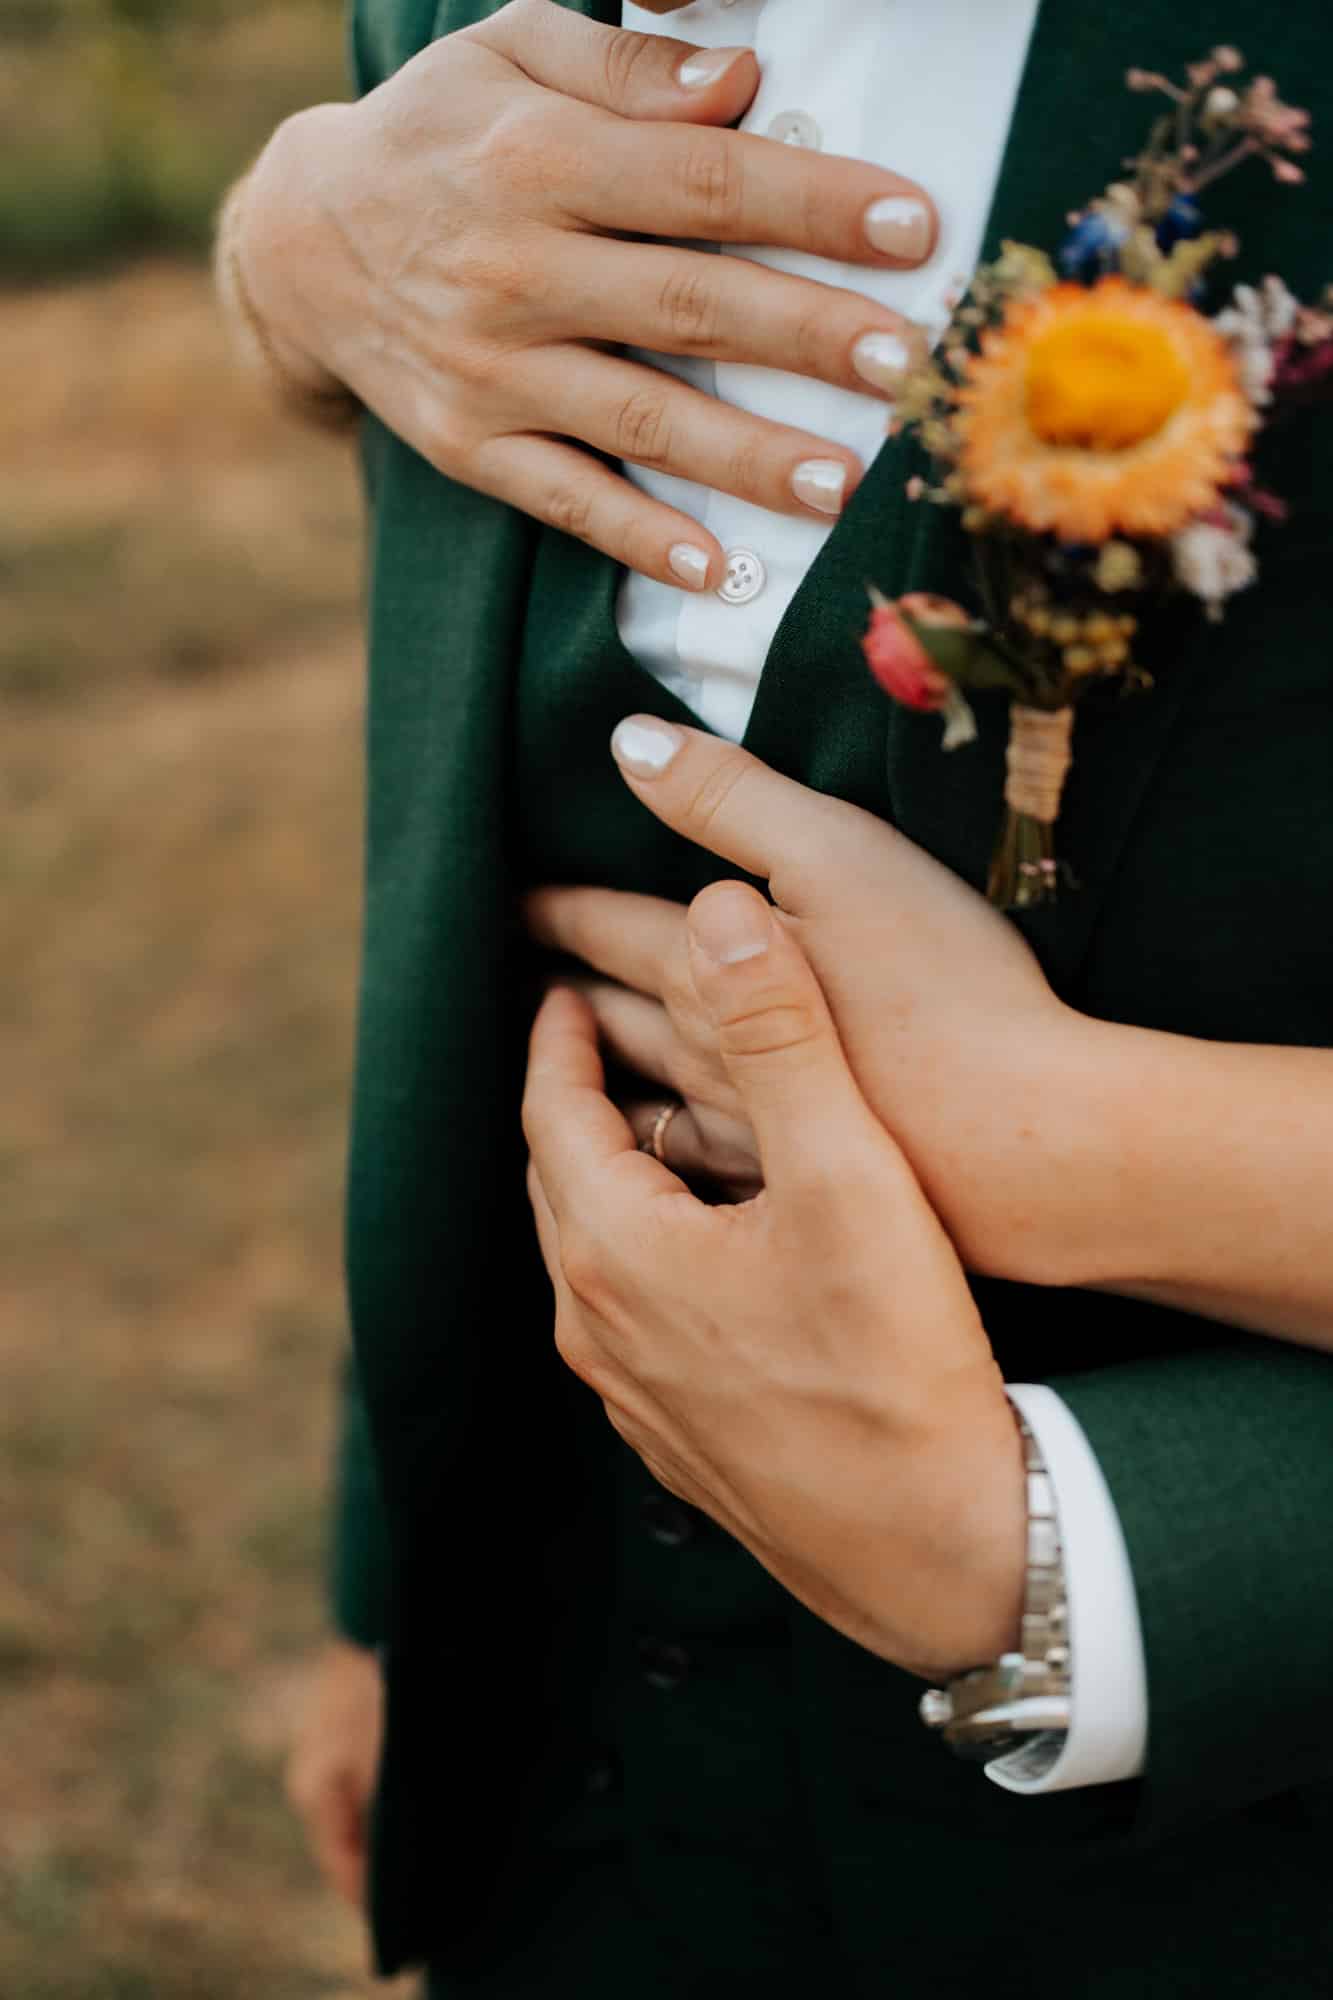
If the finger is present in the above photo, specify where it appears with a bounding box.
[685,882,892,1204]
[523,345,863,522]
[608,716,876,900]
[525,887,686,1000]
[579,981,679,1089]
[522,986,672,1222]
[555,241,926,399]
[472,1,760,125]
[470,434,723,590]
[575,120,938,269]
[622,1098,761,1196]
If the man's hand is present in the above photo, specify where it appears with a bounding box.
[236,0,936,587]
[286,1640,384,1910]
[523,883,1026,1678]
[529,716,1105,1290]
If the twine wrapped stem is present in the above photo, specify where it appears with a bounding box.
[988,703,1076,909]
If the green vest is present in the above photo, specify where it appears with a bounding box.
[340,0,1333,1982]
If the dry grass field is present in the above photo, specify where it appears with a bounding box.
[0,261,410,1996]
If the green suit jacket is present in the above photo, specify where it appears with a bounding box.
[333,0,1333,1985]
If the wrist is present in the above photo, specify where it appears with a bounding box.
[216,109,359,424]
[987,1006,1151,1293]
[887,1388,1028,1680]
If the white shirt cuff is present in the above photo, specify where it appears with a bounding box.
[984,1384,1148,1795]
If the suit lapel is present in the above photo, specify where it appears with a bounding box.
[754,0,1239,991]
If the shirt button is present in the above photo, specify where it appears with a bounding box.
[718,547,766,605]
[766,110,822,151]
[641,1490,697,1549]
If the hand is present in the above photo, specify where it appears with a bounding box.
[529,718,1119,1291]
[236,0,936,586]
[523,881,1026,1678]
[286,1640,384,1909]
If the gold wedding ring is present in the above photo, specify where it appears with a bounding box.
[641,1102,682,1165]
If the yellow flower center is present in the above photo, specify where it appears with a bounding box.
[1024,314,1191,453]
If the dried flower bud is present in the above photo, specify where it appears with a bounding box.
[862,601,952,712]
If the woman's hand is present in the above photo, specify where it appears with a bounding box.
[235,0,936,588]
[530,717,1113,1291]
[524,882,1026,1678]
[286,1640,384,1909]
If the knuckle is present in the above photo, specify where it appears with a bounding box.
[614,389,673,467]
[718,997,823,1061]
[600,26,663,104]
[682,752,754,841]
[553,1313,609,1394]
[679,131,743,230]
[724,433,769,503]
[657,262,721,351]
[448,230,532,311]
[787,301,831,381]
[559,1231,608,1306]
[543,482,596,544]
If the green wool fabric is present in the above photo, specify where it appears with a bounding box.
[331,0,1333,1986]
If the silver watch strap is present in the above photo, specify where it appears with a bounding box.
[919,1412,1071,1758]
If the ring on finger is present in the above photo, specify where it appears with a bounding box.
[640,1101,683,1165]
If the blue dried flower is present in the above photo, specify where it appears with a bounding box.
[1058,208,1131,280]
[1156,194,1204,252]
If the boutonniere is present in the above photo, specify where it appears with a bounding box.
[862,47,1333,907]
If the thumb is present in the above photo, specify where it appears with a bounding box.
[687,882,891,1203]
[475,3,760,124]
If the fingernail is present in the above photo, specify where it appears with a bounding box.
[864,195,934,263]
[852,329,916,394]
[690,885,772,967]
[668,543,711,591]
[791,458,848,517]
[611,715,685,777]
[677,46,746,89]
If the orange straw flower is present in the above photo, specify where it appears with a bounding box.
[955,277,1254,542]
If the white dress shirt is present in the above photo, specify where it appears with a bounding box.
[616,0,1148,1793]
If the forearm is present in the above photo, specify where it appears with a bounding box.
[1072,1019,1333,1348]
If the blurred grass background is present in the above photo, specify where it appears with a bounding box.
[1,2,400,1993]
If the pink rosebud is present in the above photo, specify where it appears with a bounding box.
[862,602,951,712]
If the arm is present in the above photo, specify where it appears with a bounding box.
[1082,1025,1333,1346]
[528,719,1333,1352]
[1054,1339,1333,1825]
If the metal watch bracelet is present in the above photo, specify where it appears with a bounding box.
[919,1411,1071,1760]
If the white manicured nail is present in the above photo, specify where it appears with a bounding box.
[669,543,711,591]
[852,330,916,394]
[791,458,848,516]
[677,47,746,89]
[611,716,685,777]
[864,195,934,262]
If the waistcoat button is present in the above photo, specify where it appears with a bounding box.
[641,1491,697,1549]
[636,1635,691,1692]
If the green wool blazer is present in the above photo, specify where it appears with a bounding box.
[333,0,1333,1985]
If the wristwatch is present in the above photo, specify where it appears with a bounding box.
[919,1412,1072,1760]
